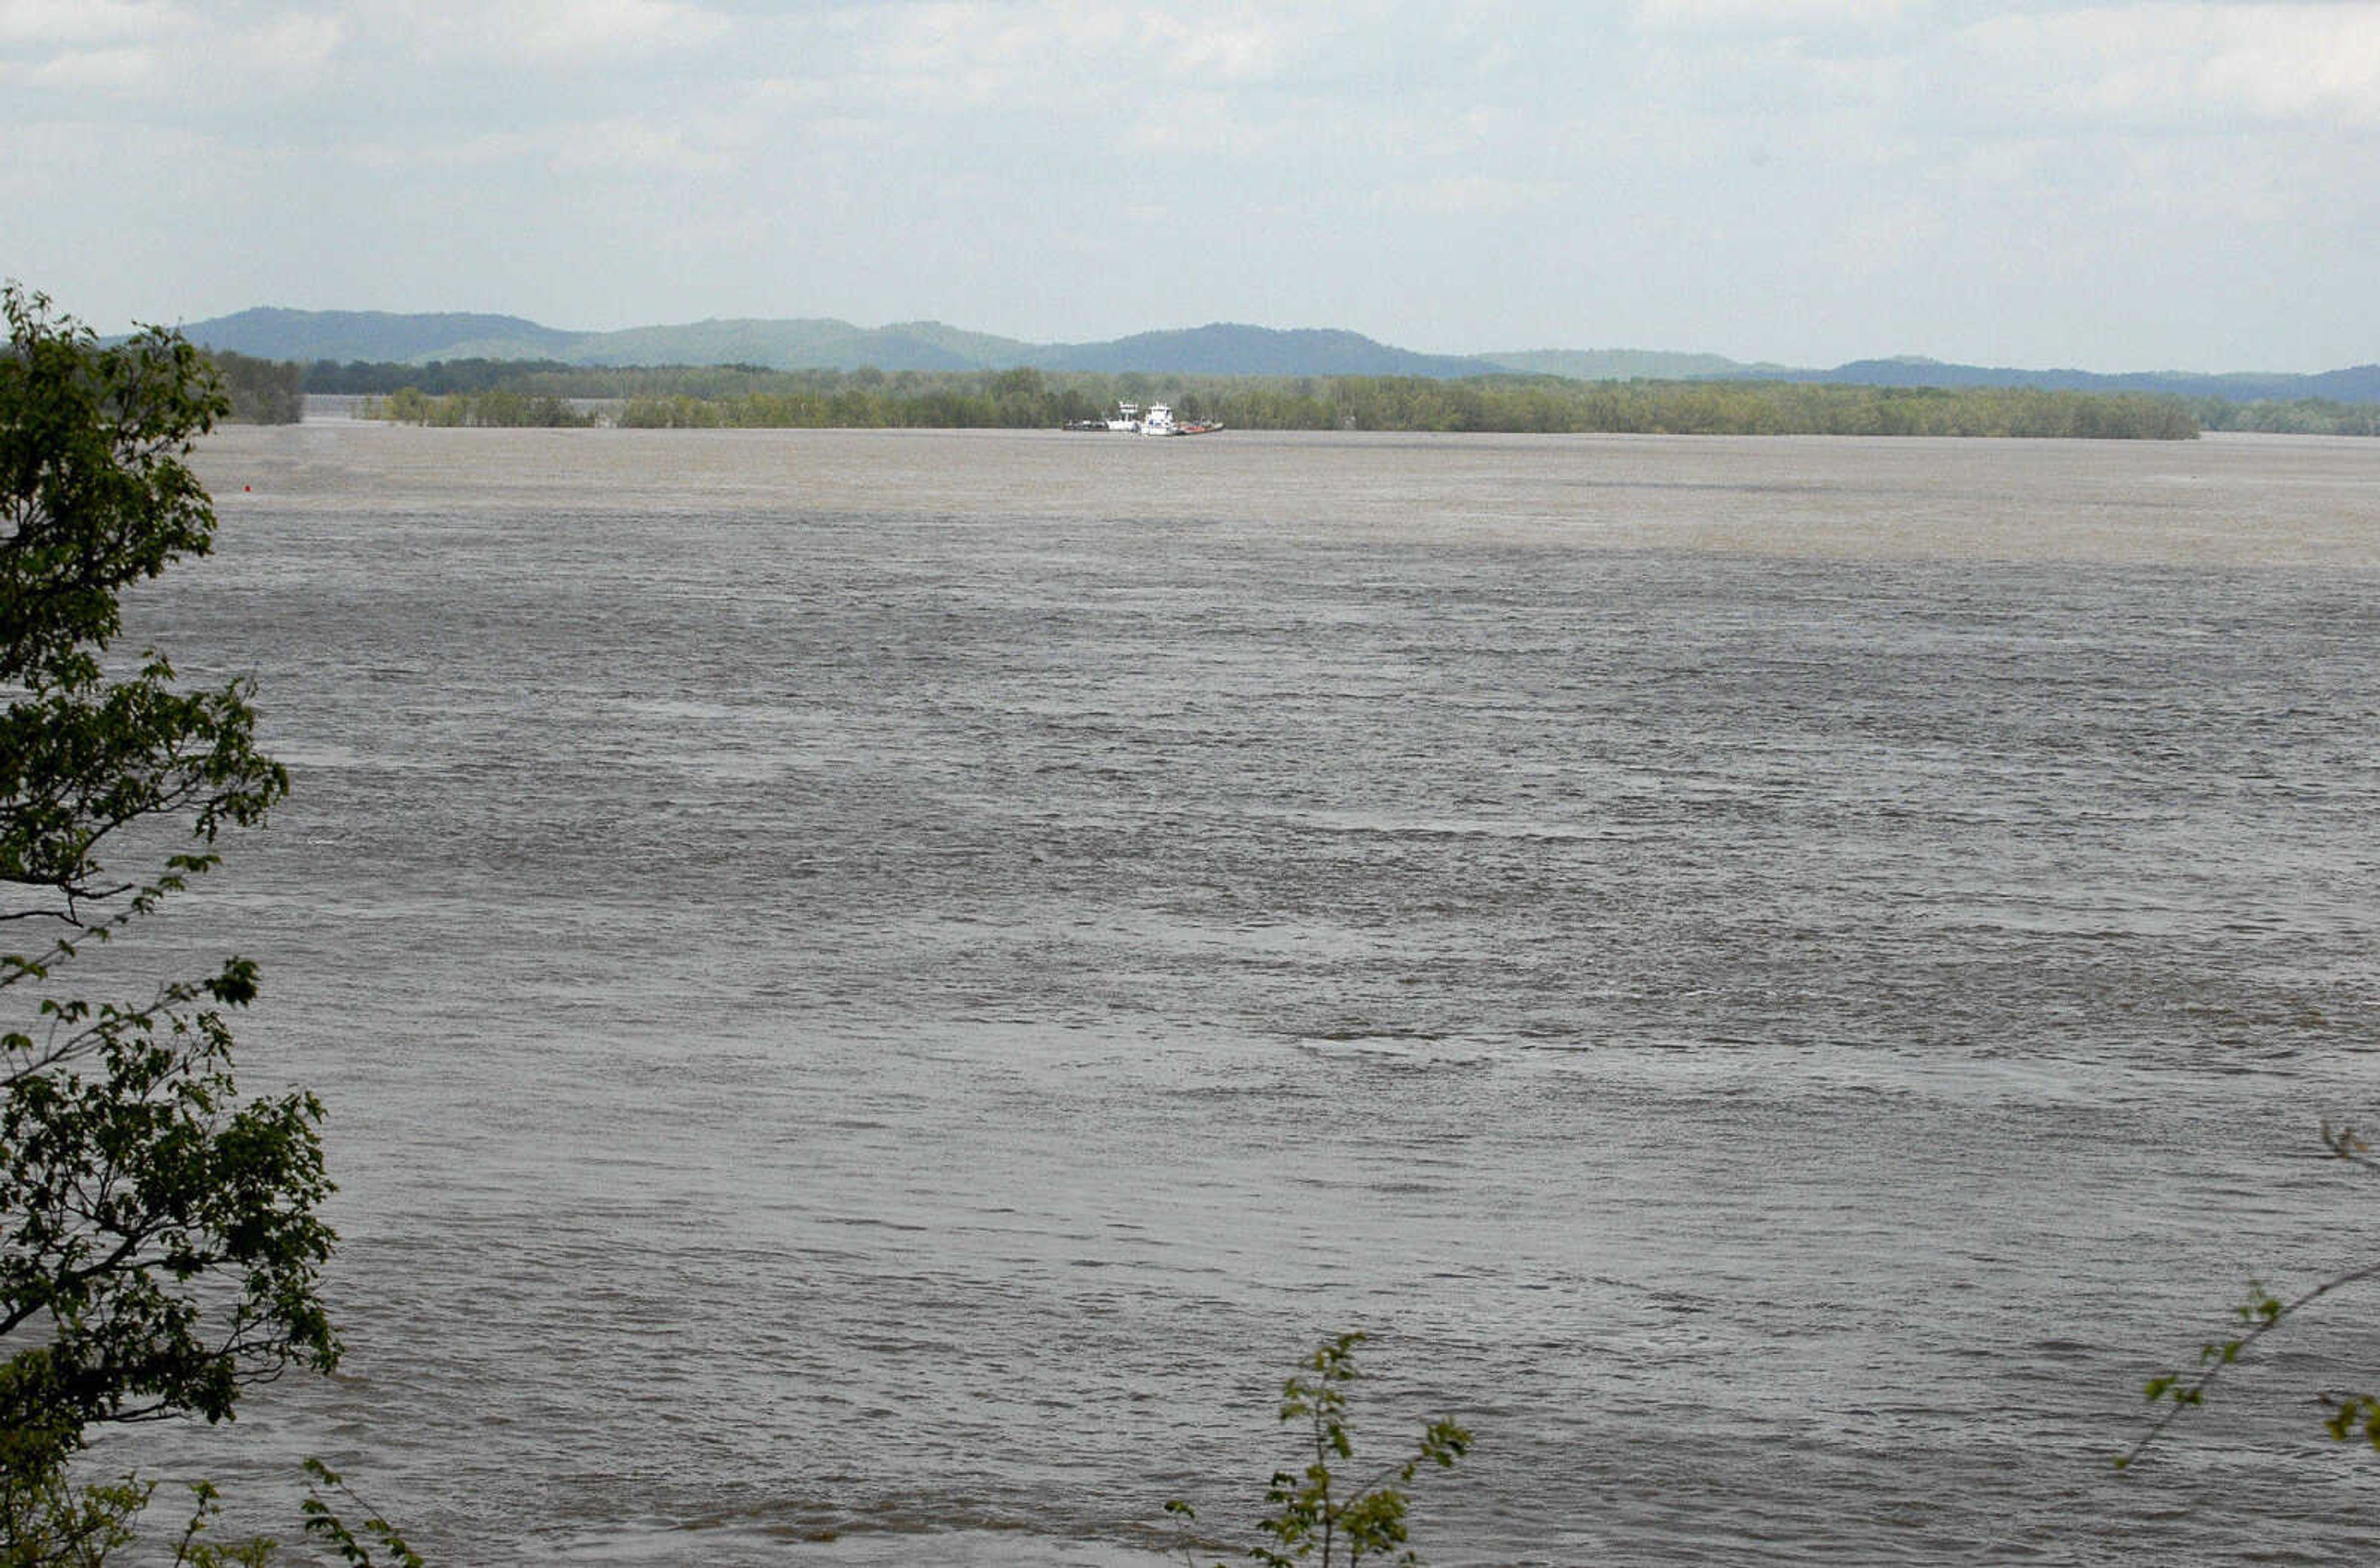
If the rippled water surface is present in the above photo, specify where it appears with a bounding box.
[99,425,2380,1564]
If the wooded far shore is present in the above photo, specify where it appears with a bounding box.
[216,354,2380,438]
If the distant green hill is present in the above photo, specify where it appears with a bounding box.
[553,318,1038,372]
[165,307,2380,402]
[178,311,1499,377]
[1483,348,1781,380]
[1025,324,1504,377]
[175,310,1038,372]
[183,308,578,363]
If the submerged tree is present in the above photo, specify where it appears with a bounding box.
[206,353,304,426]
[0,284,337,1541]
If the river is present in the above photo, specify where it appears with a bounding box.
[88,422,2380,1564]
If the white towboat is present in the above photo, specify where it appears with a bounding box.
[1065,400,1224,436]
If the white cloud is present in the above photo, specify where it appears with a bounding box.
[1144,12,1294,83]
[1393,174,1569,218]
[345,110,744,177]
[2,0,2372,364]
[212,9,340,90]
[1635,0,1913,33]
[0,0,185,95]
[24,42,154,88]
[548,114,744,174]
[827,0,1339,116]
[2,4,336,100]
[392,0,729,65]
[0,0,171,47]
[1958,3,2380,128]
[1126,94,1288,156]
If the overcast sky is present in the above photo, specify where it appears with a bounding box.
[2,0,2373,371]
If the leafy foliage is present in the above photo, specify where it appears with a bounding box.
[2118,1121,2380,1469]
[1169,1332,1471,1568]
[166,1481,274,1568]
[297,1461,421,1568]
[0,1454,147,1568]
[1,283,336,1549]
[0,1466,275,1568]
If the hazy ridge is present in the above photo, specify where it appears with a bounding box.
[174,307,2380,401]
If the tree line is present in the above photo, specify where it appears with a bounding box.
[229,353,2380,438]
[341,365,2210,439]
[2192,395,2380,436]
